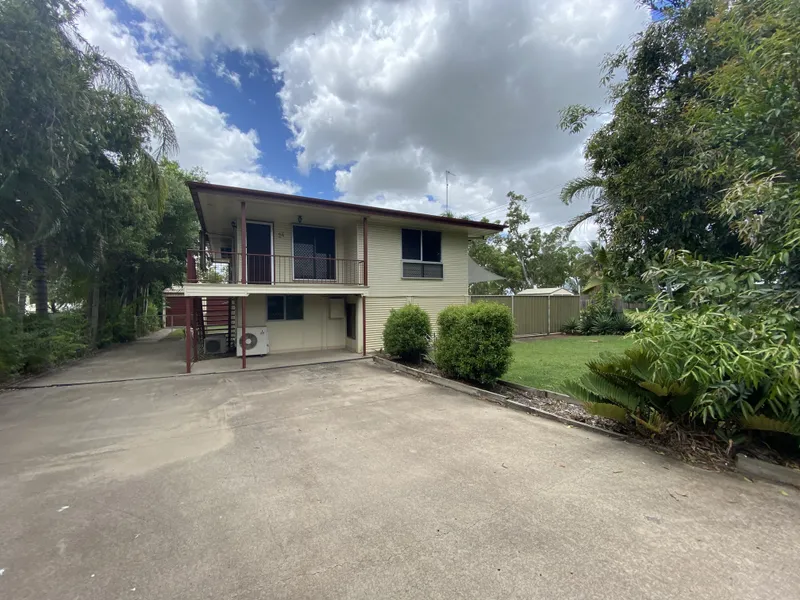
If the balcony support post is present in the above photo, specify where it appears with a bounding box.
[240,201,247,285]
[185,296,192,373]
[362,217,368,287]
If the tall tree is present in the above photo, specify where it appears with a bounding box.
[0,0,175,316]
[559,0,744,288]
[638,0,800,433]
[469,191,585,294]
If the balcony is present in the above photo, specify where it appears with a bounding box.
[187,250,365,286]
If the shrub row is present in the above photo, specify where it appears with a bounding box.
[0,311,90,381]
[382,301,514,385]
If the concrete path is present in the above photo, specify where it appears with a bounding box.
[18,329,186,387]
[0,361,798,599]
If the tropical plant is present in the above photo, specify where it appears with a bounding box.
[559,0,744,291]
[0,0,177,316]
[636,0,800,439]
[562,348,702,434]
[571,289,633,336]
[560,317,580,335]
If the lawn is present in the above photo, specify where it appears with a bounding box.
[504,335,634,393]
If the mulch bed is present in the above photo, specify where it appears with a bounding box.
[496,384,737,472]
[382,355,800,474]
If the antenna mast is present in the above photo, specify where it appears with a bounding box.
[445,170,456,213]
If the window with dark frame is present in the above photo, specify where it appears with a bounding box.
[266,295,304,321]
[293,225,336,280]
[401,228,443,279]
[345,303,356,339]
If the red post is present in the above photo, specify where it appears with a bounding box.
[241,296,247,369]
[193,302,199,362]
[185,296,192,373]
[361,296,367,357]
[362,217,368,287]
[240,201,247,284]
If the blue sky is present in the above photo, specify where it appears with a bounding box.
[82,0,651,234]
[105,0,338,199]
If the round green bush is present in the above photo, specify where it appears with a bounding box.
[433,302,514,385]
[382,304,432,362]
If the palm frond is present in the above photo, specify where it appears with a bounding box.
[560,175,605,205]
[577,373,643,413]
[581,277,604,294]
[632,411,669,435]
[561,379,606,405]
[565,208,601,235]
[145,103,179,159]
[740,415,800,436]
[583,402,628,423]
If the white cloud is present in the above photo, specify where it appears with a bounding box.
[272,0,648,224]
[121,0,648,232]
[78,0,298,194]
[211,55,242,89]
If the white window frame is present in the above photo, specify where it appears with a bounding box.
[401,228,444,280]
[291,224,337,282]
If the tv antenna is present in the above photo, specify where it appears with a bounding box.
[445,170,457,213]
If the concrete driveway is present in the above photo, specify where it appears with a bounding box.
[0,361,798,599]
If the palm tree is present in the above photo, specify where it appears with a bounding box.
[0,0,177,316]
[576,241,609,294]
[559,175,608,235]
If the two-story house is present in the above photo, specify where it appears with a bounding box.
[181,182,504,372]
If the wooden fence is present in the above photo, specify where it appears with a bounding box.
[470,295,580,336]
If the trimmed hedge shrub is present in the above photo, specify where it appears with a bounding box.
[383,304,431,362]
[433,302,514,385]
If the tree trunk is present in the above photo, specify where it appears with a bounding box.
[17,263,28,326]
[33,245,48,316]
[89,277,100,347]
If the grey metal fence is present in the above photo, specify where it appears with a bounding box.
[470,295,580,336]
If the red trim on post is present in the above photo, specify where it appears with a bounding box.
[185,296,192,373]
[361,296,367,357]
[241,296,247,369]
[193,301,199,362]
[362,217,368,286]
[240,201,247,284]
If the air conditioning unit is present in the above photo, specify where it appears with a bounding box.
[237,327,269,357]
[203,334,228,355]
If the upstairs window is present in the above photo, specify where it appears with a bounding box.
[401,229,443,278]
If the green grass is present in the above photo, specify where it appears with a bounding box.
[163,327,185,340]
[504,335,634,393]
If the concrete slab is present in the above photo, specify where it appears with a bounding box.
[0,361,798,599]
[191,348,363,375]
[18,331,186,387]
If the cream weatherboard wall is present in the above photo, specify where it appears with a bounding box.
[232,216,474,354]
[237,294,347,354]
[364,221,470,352]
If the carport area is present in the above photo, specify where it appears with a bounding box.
[1,361,798,599]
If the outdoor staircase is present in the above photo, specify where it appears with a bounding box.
[193,296,236,354]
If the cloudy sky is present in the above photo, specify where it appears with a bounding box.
[78,0,650,236]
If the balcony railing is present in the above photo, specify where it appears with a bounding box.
[187,250,365,286]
